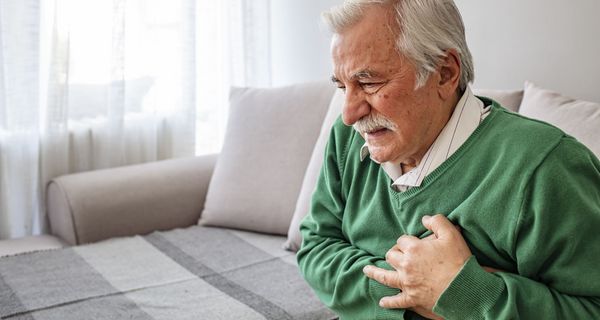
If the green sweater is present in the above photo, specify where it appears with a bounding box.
[297,99,600,320]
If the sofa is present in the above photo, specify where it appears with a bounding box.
[0,80,598,319]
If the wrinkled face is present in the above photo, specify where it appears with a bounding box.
[331,5,447,165]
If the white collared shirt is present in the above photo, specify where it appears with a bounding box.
[360,87,490,192]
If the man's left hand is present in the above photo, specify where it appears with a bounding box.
[363,214,472,318]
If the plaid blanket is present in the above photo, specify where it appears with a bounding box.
[0,226,336,320]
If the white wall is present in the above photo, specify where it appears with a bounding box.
[270,1,600,102]
[270,0,342,87]
[455,0,600,102]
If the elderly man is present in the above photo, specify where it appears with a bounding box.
[297,0,600,319]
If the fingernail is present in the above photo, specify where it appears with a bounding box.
[422,215,431,223]
[363,266,370,274]
[379,299,386,307]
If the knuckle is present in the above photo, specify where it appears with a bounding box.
[432,214,446,224]
[380,273,388,283]
[397,234,410,242]
[398,258,411,270]
[395,295,412,308]
[385,250,398,262]
[397,235,414,246]
[389,299,404,309]
[403,242,418,253]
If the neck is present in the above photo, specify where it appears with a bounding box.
[401,162,416,173]
[400,91,462,172]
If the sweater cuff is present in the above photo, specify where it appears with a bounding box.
[433,255,505,319]
[368,260,405,319]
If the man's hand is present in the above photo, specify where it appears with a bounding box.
[363,214,472,319]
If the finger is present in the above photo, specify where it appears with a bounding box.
[396,234,419,251]
[379,293,412,309]
[385,246,404,269]
[423,223,461,241]
[422,214,457,239]
[423,232,436,240]
[363,265,401,288]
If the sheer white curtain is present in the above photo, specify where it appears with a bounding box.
[196,0,271,154]
[0,0,198,239]
[0,0,42,239]
[0,0,271,239]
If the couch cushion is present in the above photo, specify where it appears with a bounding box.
[519,81,600,157]
[199,82,335,235]
[473,88,524,112]
[284,90,344,251]
[0,235,66,257]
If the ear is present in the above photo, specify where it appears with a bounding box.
[437,48,461,100]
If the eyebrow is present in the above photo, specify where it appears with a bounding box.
[331,69,382,84]
[352,69,381,80]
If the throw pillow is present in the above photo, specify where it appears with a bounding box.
[473,88,524,112]
[284,89,344,251]
[519,81,600,157]
[199,82,335,235]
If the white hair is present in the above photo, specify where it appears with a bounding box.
[323,0,474,91]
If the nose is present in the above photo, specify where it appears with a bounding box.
[341,87,370,126]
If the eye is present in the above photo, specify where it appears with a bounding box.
[359,82,385,94]
[331,79,346,93]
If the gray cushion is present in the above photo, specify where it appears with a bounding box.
[473,88,524,112]
[519,81,600,157]
[199,82,335,235]
[284,90,344,251]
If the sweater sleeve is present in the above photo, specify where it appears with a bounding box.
[433,137,600,319]
[296,124,405,320]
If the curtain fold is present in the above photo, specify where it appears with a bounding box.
[0,0,42,239]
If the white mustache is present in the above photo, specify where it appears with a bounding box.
[353,113,397,134]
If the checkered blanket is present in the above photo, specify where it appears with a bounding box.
[0,226,336,320]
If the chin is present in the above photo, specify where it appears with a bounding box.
[367,148,394,164]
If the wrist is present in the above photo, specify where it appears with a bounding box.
[433,256,505,319]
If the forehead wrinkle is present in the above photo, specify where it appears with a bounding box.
[351,69,382,81]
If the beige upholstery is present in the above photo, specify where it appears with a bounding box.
[47,155,218,245]
[0,235,66,257]
[473,88,524,112]
[519,81,600,157]
[199,82,335,235]
[285,90,344,251]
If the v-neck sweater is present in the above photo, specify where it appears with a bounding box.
[297,98,600,320]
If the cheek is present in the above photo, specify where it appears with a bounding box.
[373,91,419,126]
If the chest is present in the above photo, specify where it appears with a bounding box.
[340,165,520,272]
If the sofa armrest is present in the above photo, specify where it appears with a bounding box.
[47,154,218,245]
